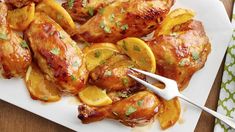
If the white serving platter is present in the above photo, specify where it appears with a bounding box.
[0,0,232,131]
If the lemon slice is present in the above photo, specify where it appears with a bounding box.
[84,43,119,71]
[78,86,112,106]
[156,8,195,36]
[25,63,61,102]
[117,37,156,73]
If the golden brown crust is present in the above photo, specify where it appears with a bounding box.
[25,12,88,94]
[148,20,211,90]
[74,0,174,43]
[0,3,31,78]
[62,0,116,24]
[78,91,161,127]
[89,54,144,92]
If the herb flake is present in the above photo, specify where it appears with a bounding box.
[50,48,60,55]
[68,0,75,9]
[121,24,129,31]
[192,51,199,61]
[125,106,137,116]
[137,100,144,107]
[122,78,129,86]
[94,51,101,58]
[88,7,94,16]
[133,45,140,52]
[20,40,29,49]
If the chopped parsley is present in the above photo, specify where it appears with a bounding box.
[179,58,190,67]
[121,24,129,31]
[20,40,29,49]
[192,51,199,61]
[71,75,76,81]
[104,26,111,33]
[0,33,8,40]
[88,7,94,16]
[82,0,88,7]
[125,106,137,116]
[137,100,144,107]
[109,13,115,22]
[50,48,60,55]
[115,21,121,27]
[104,70,112,77]
[133,45,140,52]
[72,61,80,67]
[68,0,75,9]
[98,8,105,14]
[122,78,129,86]
[94,51,101,58]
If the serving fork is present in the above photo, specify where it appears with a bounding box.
[128,68,235,129]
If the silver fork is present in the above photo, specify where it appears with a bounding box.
[128,68,235,129]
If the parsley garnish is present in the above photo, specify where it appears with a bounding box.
[104,26,111,33]
[122,78,129,86]
[125,106,137,116]
[109,14,115,22]
[71,75,76,81]
[88,7,94,16]
[133,45,140,51]
[68,0,75,9]
[94,51,101,58]
[121,24,129,31]
[0,33,7,40]
[179,58,190,67]
[20,40,29,49]
[137,100,144,107]
[72,61,79,67]
[115,21,121,27]
[117,92,128,98]
[98,8,105,14]
[50,48,60,55]
[192,51,199,60]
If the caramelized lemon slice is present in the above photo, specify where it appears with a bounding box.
[78,86,112,107]
[36,0,76,35]
[117,37,156,73]
[155,8,195,36]
[83,43,119,71]
[25,63,61,102]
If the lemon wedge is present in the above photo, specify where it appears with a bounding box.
[117,37,156,73]
[83,43,119,71]
[25,63,61,102]
[78,86,112,107]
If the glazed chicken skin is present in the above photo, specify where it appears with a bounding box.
[62,0,116,24]
[25,12,88,94]
[89,54,144,92]
[78,91,161,127]
[75,0,174,43]
[148,20,211,90]
[5,0,41,8]
[0,3,31,78]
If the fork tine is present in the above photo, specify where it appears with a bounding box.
[128,74,165,98]
[131,68,172,83]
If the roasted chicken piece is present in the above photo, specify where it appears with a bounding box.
[5,0,41,8]
[25,12,88,94]
[78,91,161,127]
[74,0,174,43]
[89,54,144,92]
[62,0,115,24]
[148,20,211,90]
[0,3,31,78]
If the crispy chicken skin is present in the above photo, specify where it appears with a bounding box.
[74,0,174,43]
[89,54,144,92]
[78,91,161,127]
[5,0,41,8]
[25,12,88,94]
[0,3,31,78]
[148,20,211,91]
[62,0,115,24]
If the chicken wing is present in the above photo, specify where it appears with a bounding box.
[74,0,174,43]
[0,3,31,78]
[148,20,211,90]
[89,54,144,92]
[78,91,161,127]
[5,0,41,8]
[62,0,115,24]
[25,12,88,94]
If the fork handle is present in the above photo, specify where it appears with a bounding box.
[178,94,235,129]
